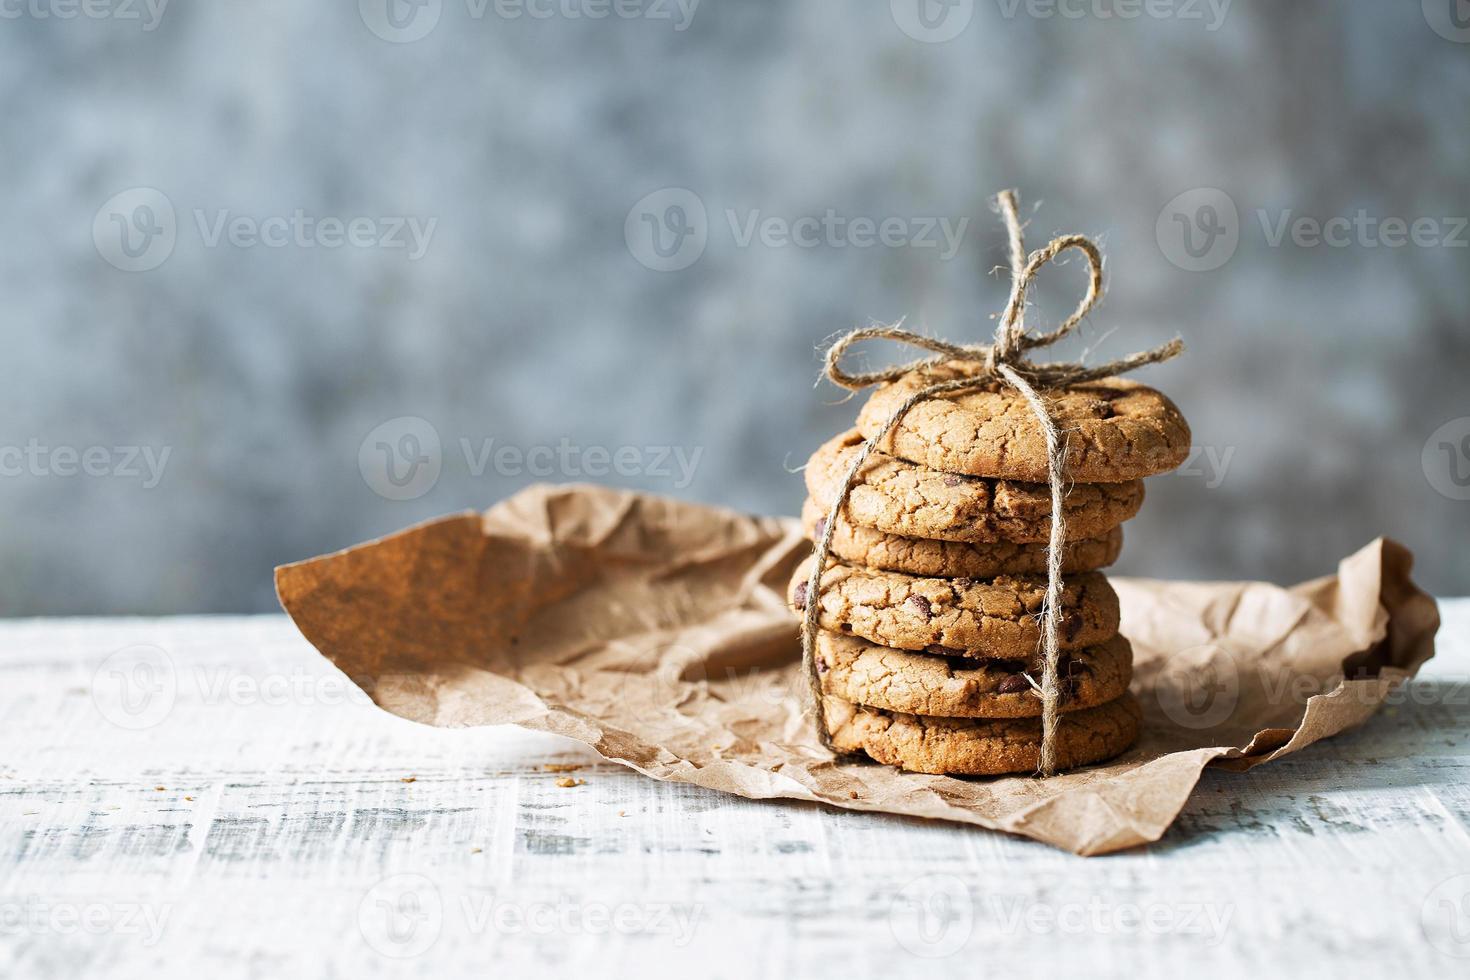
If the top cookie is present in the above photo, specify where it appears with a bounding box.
[855,365,1190,483]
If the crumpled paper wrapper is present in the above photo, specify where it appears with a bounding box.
[276,484,1439,856]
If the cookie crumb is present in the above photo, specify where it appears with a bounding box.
[542,763,583,773]
[400,776,416,783]
[470,847,483,854]
[555,777,585,788]
[618,810,626,817]
[154,786,165,791]
[183,796,195,802]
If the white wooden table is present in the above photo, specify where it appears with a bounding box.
[2,602,1468,979]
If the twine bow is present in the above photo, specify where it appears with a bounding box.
[802,189,1182,776]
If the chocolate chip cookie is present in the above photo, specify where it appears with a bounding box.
[824,693,1141,775]
[805,429,1144,543]
[789,559,1119,659]
[855,365,1190,483]
[815,630,1131,718]
[800,498,1122,578]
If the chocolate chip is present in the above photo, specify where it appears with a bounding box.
[840,622,852,632]
[906,595,933,618]
[814,516,828,537]
[943,474,961,487]
[997,674,1031,695]
[816,657,829,673]
[793,581,808,610]
[926,644,964,657]
[953,577,973,591]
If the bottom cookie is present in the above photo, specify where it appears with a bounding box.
[824,693,1141,776]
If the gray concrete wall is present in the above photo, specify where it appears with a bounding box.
[2,0,1466,613]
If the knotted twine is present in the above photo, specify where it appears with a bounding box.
[801,190,1183,776]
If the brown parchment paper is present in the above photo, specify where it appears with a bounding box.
[275,483,1439,856]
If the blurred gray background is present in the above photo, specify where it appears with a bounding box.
[2,0,1467,614]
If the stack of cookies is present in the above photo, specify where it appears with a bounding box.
[788,365,1190,776]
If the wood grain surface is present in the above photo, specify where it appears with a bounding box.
[2,604,1467,978]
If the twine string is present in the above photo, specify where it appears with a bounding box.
[801,190,1181,776]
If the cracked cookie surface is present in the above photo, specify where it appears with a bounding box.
[824,693,1141,775]
[805,429,1143,543]
[816,631,1131,718]
[855,366,1190,483]
[800,497,1122,578]
[789,558,1119,659]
